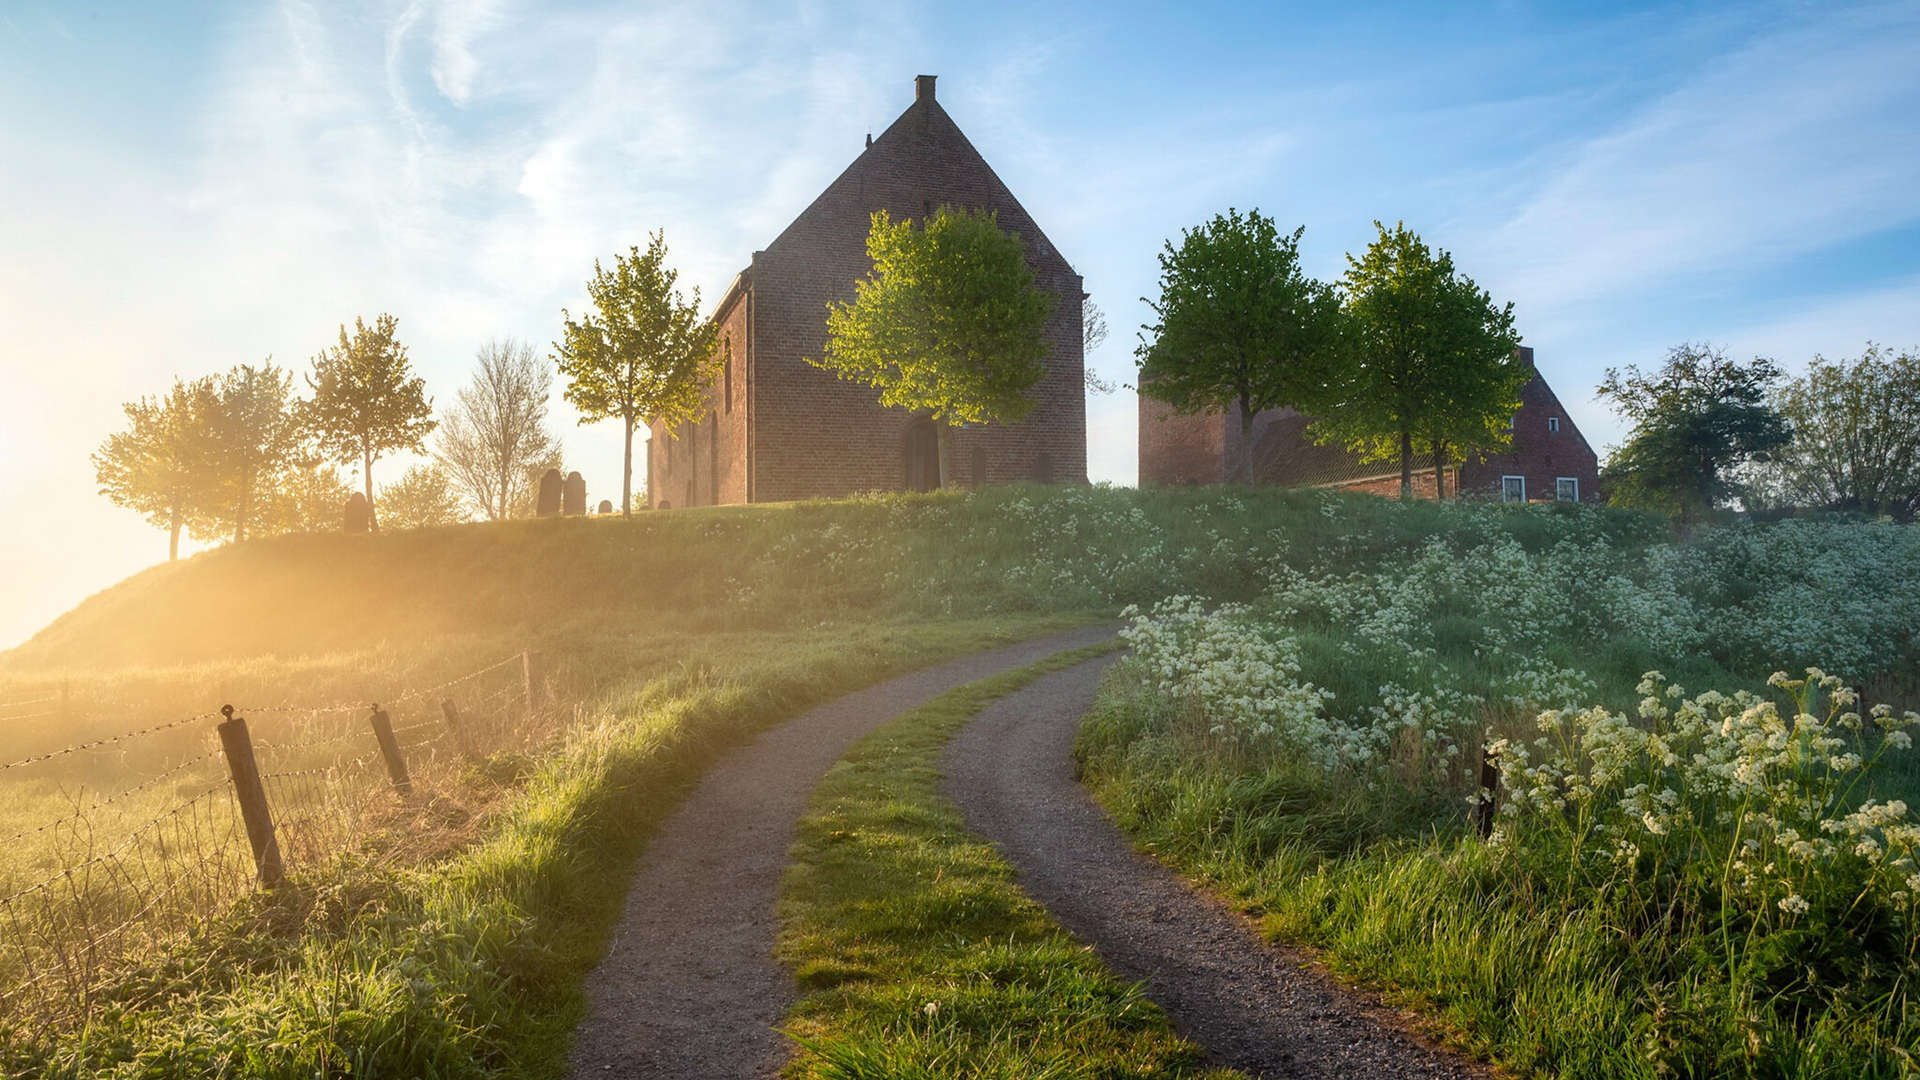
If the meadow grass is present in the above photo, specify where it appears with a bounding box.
[777,642,1241,1080]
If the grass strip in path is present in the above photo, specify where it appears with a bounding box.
[777,643,1242,1080]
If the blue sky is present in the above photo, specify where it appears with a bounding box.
[2,0,1918,648]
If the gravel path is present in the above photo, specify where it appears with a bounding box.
[943,655,1491,1080]
[566,625,1116,1079]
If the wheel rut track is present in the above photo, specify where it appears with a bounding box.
[566,625,1116,1079]
[942,654,1492,1080]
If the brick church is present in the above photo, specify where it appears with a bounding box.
[647,75,1087,509]
[1139,347,1602,502]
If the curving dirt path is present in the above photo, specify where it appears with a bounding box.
[566,625,1116,1079]
[943,655,1491,1080]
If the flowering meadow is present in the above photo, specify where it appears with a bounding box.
[1067,491,1920,1078]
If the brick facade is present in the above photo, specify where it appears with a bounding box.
[648,75,1086,508]
[1137,347,1600,502]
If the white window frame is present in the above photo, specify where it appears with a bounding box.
[1501,475,1527,503]
[1547,416,1561,433]
[1556,476,1579,502]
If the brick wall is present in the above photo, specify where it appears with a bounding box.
[648,287,749,508]
[1137,396,1230,485]
[1457,352,1601,503]
[672,76,1085,505]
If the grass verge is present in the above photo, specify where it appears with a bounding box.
[776,641,1242,1080]
[6,615,1083,1078]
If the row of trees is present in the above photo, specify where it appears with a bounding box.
[1136,212,1524,497]
[1601,342,1920,521]
[96,320,571,557]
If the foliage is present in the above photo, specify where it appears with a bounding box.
[1312,221,1523,498]
[779,643,1231,1079]
[811,207,1054,485]
[301,313,436,527]
[1598,342,1791,518]
[257,458,355,536]
[378,463,467,531]
[1136,209,1344,482]
[208,361,303,542]
[554,231,719,516]
[1747,343,1920,520]
[91,377,221,559]
[437,338,561,521]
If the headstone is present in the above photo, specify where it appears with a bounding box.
[562,471,587,516]
[536,469,562,517]
[597,500,613,515]
[343,492,371,533]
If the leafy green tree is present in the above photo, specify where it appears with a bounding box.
[555,232,718,516]
[1746,344,1920,520]
[302,314,436,530]
[1598,342,1791,518]
[811,207,1055,487]
[92,378,221,559]
[209,361,301,542]
[1136,210,1343,482]
[378,463,467,530]
[259,456,355,535]
[1312,222,1522,499]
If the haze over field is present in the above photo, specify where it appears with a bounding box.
[3,0,1919,647]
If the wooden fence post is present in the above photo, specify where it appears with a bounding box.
[1475,743,1499,839]
[217,705,284,888]
[440,698,475,759]
[522,650,547,712]
[368,705,412,794]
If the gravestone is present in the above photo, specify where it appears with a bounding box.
[343,492,371,533]
[536,469,563,517]
[562,471,587,515]
[597,500,613,514]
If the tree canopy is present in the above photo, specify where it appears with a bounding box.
[811,206,1055,486]
[209,361,302,542]
[555,231,718,515]
[92,377,221,560]
[1136,209,1343,482]
[1747,344,1919,520]
[378,463,467,530]
[1312,221,1522,499]
[1597,342,1792,518]
[302,313,435,528]
[438,338,559,520]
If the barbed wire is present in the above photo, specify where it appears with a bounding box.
[0,694,60,710]
[0,714,217,773]
[0,747,225,848]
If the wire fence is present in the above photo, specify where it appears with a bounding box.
[0,651,569,1032]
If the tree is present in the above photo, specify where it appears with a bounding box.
[92,378,221,560]
[378,463,467,530]
[1083,299,1116,395]
[811,207,1056,487]
[209,361,301,542]
[1597,342,1791,518]
[555,232,718,516]
[1312,221,1521,499]
[258,456,355,535]
[437,338,560,520]
[302,314,436,530]
[1136,210,1343,483]
[1747,344,1920,520]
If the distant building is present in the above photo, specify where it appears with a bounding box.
[647,75,1086,509]
[1138,347,1601,502]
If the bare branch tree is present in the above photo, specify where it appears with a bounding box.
[436,338,559,520]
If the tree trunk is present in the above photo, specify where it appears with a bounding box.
[1431,439,1447,501]
[1238,397,1256,485]
[168,509,181,561]
[621,414,634,517]
[935,423,953,489]
[363,447,377,532]
[1399,427,1413,500]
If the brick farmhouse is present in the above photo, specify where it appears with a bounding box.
[647,75,1086,508]
[1139,347,1602,502]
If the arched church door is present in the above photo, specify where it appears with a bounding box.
[903,420,939,492]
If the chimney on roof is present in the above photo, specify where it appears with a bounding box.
[915,74,937,102]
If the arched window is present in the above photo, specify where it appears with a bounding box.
[709,410,720,504]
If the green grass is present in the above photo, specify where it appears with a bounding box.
[777,643,1241,1080]
[4,615,1084,1078]
[1078,668,1920,1080]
